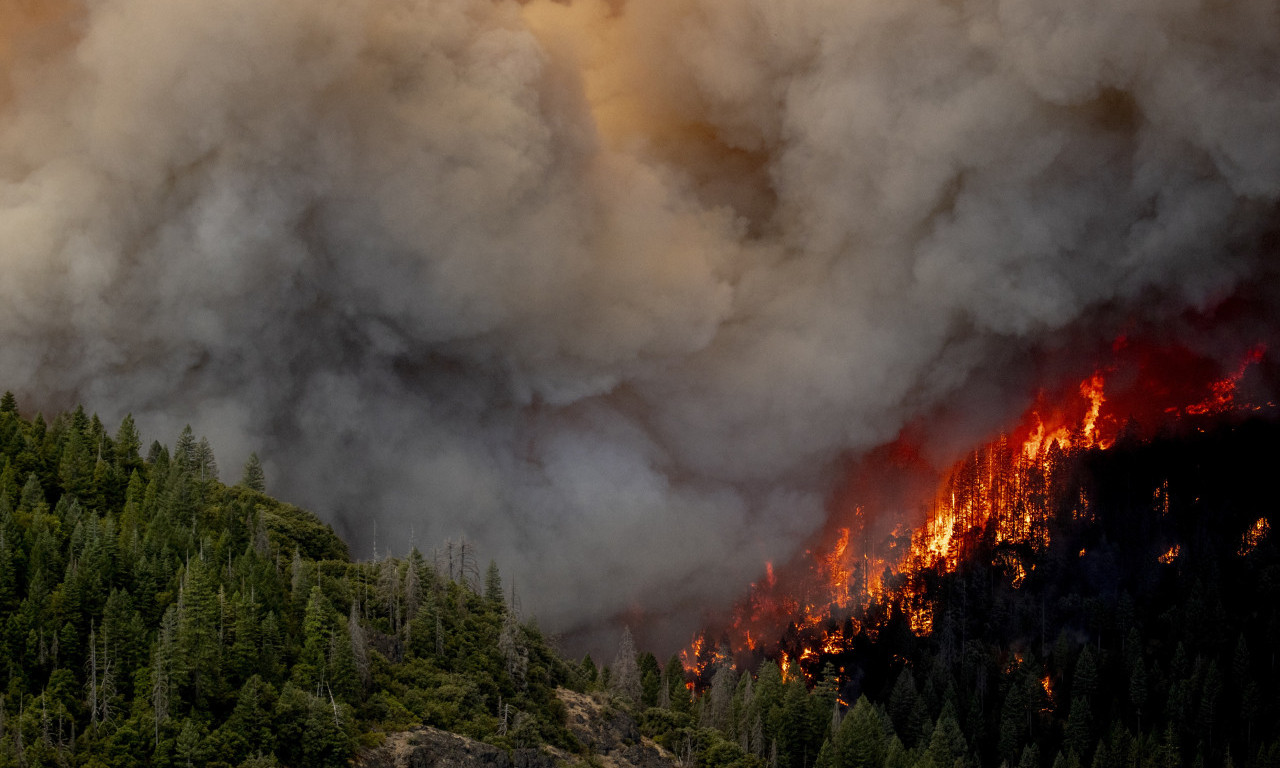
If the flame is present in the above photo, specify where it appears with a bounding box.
[679,634,705,676]
[1153,480,1170,516]
[683,345,1273,686]
[1158,545,1180,564]
[1186,346,1266,416]
[1240,518,1269,556]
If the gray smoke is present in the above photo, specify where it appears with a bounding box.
[0,0,1276,652]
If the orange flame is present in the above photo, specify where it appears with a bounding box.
[1186,346,1266,416]
[682,345,1272,686]
[1240,518,1269,556]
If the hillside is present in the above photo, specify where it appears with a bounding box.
[666,415,1280,768]
[358,688,677,768]
[2,394,1279,768]
[0,395,579,767]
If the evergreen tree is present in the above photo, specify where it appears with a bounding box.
[927,704,969,768]
[1073,646,1097,702]
[999,675,1030,765]
[194,436,219,484]
[240,452,267,492]
[664,653,690,712]
[889,668,925,747]
[176,554,222,707]
[174,425,197,474]
[295,586,332,692]
[113,414,143,472]
[580,654,599,687]
[639,651,662,707]
[837,697,887,768]
[484,560,504,610]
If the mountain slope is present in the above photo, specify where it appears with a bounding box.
[0,395,578,768]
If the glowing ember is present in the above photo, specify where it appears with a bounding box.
[1154,480,1170,516]
[1240,518,1269,556]
[1186,346,1266,416]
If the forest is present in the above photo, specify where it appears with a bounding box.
[0,394,577,767]
[0,394,1277,768]
[637,415,1280,768]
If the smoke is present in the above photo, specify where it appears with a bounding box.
[0,0,1276,651]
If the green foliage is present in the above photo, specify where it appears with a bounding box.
[239,453,266,493]
[0,403,574,767]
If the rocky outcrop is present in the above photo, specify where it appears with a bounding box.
[356,726,557,768]
[356,689,679,768]
[556,689,676,768]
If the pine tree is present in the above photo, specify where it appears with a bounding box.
[0,528,14,612]
[484,560,504,610]
[151,605,179,746]
[57,427,93,501]
[927,704,969,768]
[226,675,277,760]
[1065,697,1094,761]
[999,675,1030,765]
[240,453,266,492]
[664,653,690,712]
[114,414,143,472]
[176,554,223,707]
[230,595,262,685]
[295,586,331,692]
[639,652,662,708]
[889,668,925,747]
[838,696,887,768]
[194,437,218,485]
[1073,646,1097,701]
[328,620,359,703]
[1019,743,1041,768]
[580,654,599,687]
[174,425,197,474]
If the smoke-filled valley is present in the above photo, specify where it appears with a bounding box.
[0,0,1278,651]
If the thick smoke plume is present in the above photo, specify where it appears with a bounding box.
[0,0,1276,651]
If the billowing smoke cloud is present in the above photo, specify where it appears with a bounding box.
[0,0,1276,651]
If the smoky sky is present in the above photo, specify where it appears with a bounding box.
[0,0,1276,652]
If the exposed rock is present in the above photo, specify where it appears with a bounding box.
[357,689,679,768]
[356,726,557,768]
[555,689,676,768]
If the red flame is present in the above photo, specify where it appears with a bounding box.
[681,343,1271,684]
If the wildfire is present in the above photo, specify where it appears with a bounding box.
[683,345,1273,686]
[1153,480,1170,516]
[1240,518,1270,556]
[1186,346,1266,416]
